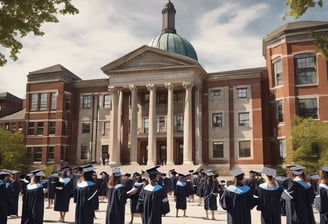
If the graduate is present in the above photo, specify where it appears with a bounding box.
[105,167,127,224]
[137,166,170,224]
[127,172,144,224]
[7,170,21,217]
[256,167,283,224]
[21,169,45,224]
[314,166,328,224]
[281,164,315,224]
[75,164,99,224]
[219,168,257,224]
[203,171,219,220]
[46,171,58,209]
[0,170,10,224]
[54,167,74,223]
[174,173,188,217]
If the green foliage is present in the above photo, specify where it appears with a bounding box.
[0,0,79,66]
[284,0,323,19]
[310,32,328,59]
[0,127,28,171]
[289,116,328,173]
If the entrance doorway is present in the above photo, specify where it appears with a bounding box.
[176,141,183,165]
[140,142,148,165]
[159,144,167,165]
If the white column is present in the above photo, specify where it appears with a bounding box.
[129,84,138,164]
[108,86,120,166]
[117,90,123,165]
[183,81,194,165]
[147,84,156,166]
[165,82,174,165]
[195,87,202,164]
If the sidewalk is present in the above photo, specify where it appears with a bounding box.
[6,194,321,224]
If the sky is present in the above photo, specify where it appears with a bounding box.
[1,0,328,98]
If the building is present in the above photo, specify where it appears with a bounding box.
[0,92,24,133]
[17,2,328,169]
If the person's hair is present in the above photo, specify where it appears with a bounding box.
[232,174,244,186]
[81,171,93,182]
[266,175,276,187]
[108,175,122,188]
[62,171,68,178]
[32,175,41,184]
[320,170,328,185]
[208,175,215,186]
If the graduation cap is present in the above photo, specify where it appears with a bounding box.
[290,165,305,176]
[286,164,296,169]
[146,166,160,180]
[262,167,277,177]
[321,166,328,173]
[50,171,60,178]
[0,170,10,177]
[206,171,215,177]
[230,168,244,177]
[30,169,45,177]
[9,170,19,175]
[60,165,72,172]
[178,173,185,177]
[189,170,194,173]
[309,173,320,180]
[112,167,123,177]
[124,173,131,177]
[169,169,177,175]
[81,164,95,173]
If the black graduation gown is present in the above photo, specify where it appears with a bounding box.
[256,182,283,224]
[220,185,257,224]
[204,180,219,211]
[54,177,74,212]
[129,181,144,213]
[106,184,127,224]
[314,183,328,224]
[75,180,99,224]
[137,184,170,224]
[47,176,57,199]
[21,183,44,224]
[7,179,21,216]
[174,181,188,210]
[282,178,315,224]
[0,180,8,224]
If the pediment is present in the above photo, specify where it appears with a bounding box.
[101,45,199,74]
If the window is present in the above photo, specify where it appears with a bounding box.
[174,92,184,104]
[50,92,57,110]
[176,115,184,132]
[83,95,92,109]
[30,93,38,111]
[213,141,224,158]
[239,140,251,158]
[278,139,286,159]
[273,58,283,86]
[103,121,110,135]
[40,93,47,110]
[212,113,222,127]
[49,121,56,135]
[157,116,166,133]
[238,112,250,127]
[47,146,54,162]
[80,145,88,160]
[11,123,16,132]
[277,100,284,123]
[82,123,90,133]
[61,146,68,161]
[297,98,318,119]
[28,122,34,135]
[102,145,109,153]
[157,94,167,104]
[37,122,44,135]
[103,95,111,108]
[64,94,71,111]
[212,89,222,97]
[237,88,248,98]
[61,121,67,135]
[143,118,149,133]
[295,53,317,85]
[144,94,149,105]
[33,147,42,162]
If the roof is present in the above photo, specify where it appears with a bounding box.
[28,64,81,81]
[149,33,198,61]
[0,92,22,103]
[0,109,25,121]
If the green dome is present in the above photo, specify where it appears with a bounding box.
[149,33,198,61]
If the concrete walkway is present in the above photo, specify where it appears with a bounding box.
[7,193,320,224]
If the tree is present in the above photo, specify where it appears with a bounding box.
[0,127,28,171]
[289,116,328,172]
[0,0,79,66]
[284,0,328,59]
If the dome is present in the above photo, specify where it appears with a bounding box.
[149,33,198,61]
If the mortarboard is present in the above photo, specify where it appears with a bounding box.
[50,171,60,178]
[321,166,328,173]
[230,168,244,177]
[178,173,185,177]
[206,171,215,177]
[112,167,123,177]
[262,167,277,177]
[0,170,10,176]
[286,164,296,169]
[309,173,320,180]
[81,164,94,173]
[124,173,131,177]
[290,165,305,176]
[146,166,160,180]
[189,170,194,173]
[60,165,72,172]
[31,169,45,177]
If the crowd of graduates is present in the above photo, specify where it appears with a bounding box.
[0,163,327,224]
